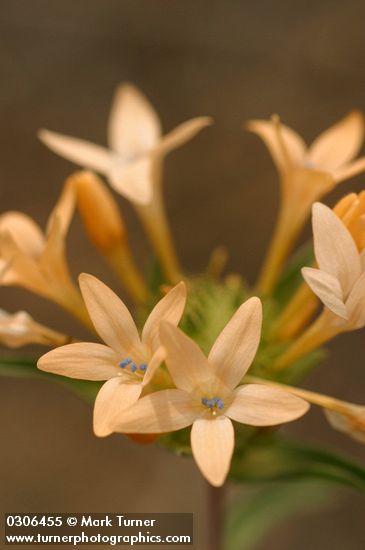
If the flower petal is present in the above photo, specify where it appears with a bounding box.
[40,216,73,288]
[38,129,113,173]
[191,416,234,487]
[46,174,77,237]
[0,212,44,258]
[37,342,119,380]
[79,274,141,357]
[142,281,187,352]
[208,297,262,390]
[301,267,348,319]
[142,346,166,387]
[308,111,364,172]
[108,156,153,205]
[93,378,142,437]
[159,321,213,394]
[312,203,361,296]
[0,309,67,348]
[112,389,198,433]
[333,156,365,183]
[324,407,365,444]
[344,271,365,329]
[0,233,48,295]
[107,83,161,156]
[246,119,306,175]
[226,384,309,426]
[155,117,213,156]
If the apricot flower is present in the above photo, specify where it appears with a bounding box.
[113,297,309,486]
[38,274,187,437]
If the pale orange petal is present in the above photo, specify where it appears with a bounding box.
[79,274,141,357]
[345,271,365,329]
[155,117,213,156]
[333,156,365,183]
[191,416,234,487]
[142,346,166,387]
[0,212,44,258]
[301,267,348,319]
[40,217,73,288]
[108,156,153,205]
[38,129,113,173]
[308,111,364,172]
[37,342,119,380]
[107,83,161,156]
[312,203,361,296]
[0,310,62,348]
[46,175,76,237]
[0,234,48,295]
[208,297,262,390]
[324,407,365,444]
[226,384,309,426]
[159,322,213,394]
[246,119,306,175]
[93,378,142,437]
[112,389,199,433]
[142,281,187,352]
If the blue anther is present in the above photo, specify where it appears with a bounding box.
[202,396,224,411]
[119,357,132,368]
[130,363,137,373]
[139,363,147,372]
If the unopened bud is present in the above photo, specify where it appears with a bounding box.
[73,171,126,252]
[334,191,365,251]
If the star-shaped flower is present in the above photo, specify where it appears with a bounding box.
[39,83,212,205]
[248,112,365,293]
[38,274,187,437]
[302,202,365,329]
[0,186,90,327]
[112,297,309,486]
[247,111,365,201]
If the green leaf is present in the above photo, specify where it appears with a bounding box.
[224,480,333,550]
[230,433,365,492]
[0,357,100,403]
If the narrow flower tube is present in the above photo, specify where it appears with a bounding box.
[72,171,150,304]
[248,112,365,294]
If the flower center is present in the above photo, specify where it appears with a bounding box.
[119,357,147,377]
[201,396,224,416]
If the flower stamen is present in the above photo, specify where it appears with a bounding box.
[201,396,224,416]
[119,357,146,376]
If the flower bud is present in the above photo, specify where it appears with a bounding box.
[334,191,365,251]
[73,171,126,252]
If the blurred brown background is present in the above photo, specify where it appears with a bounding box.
[0,1,365,548]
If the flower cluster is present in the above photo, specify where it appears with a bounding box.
[1,82,365,486]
